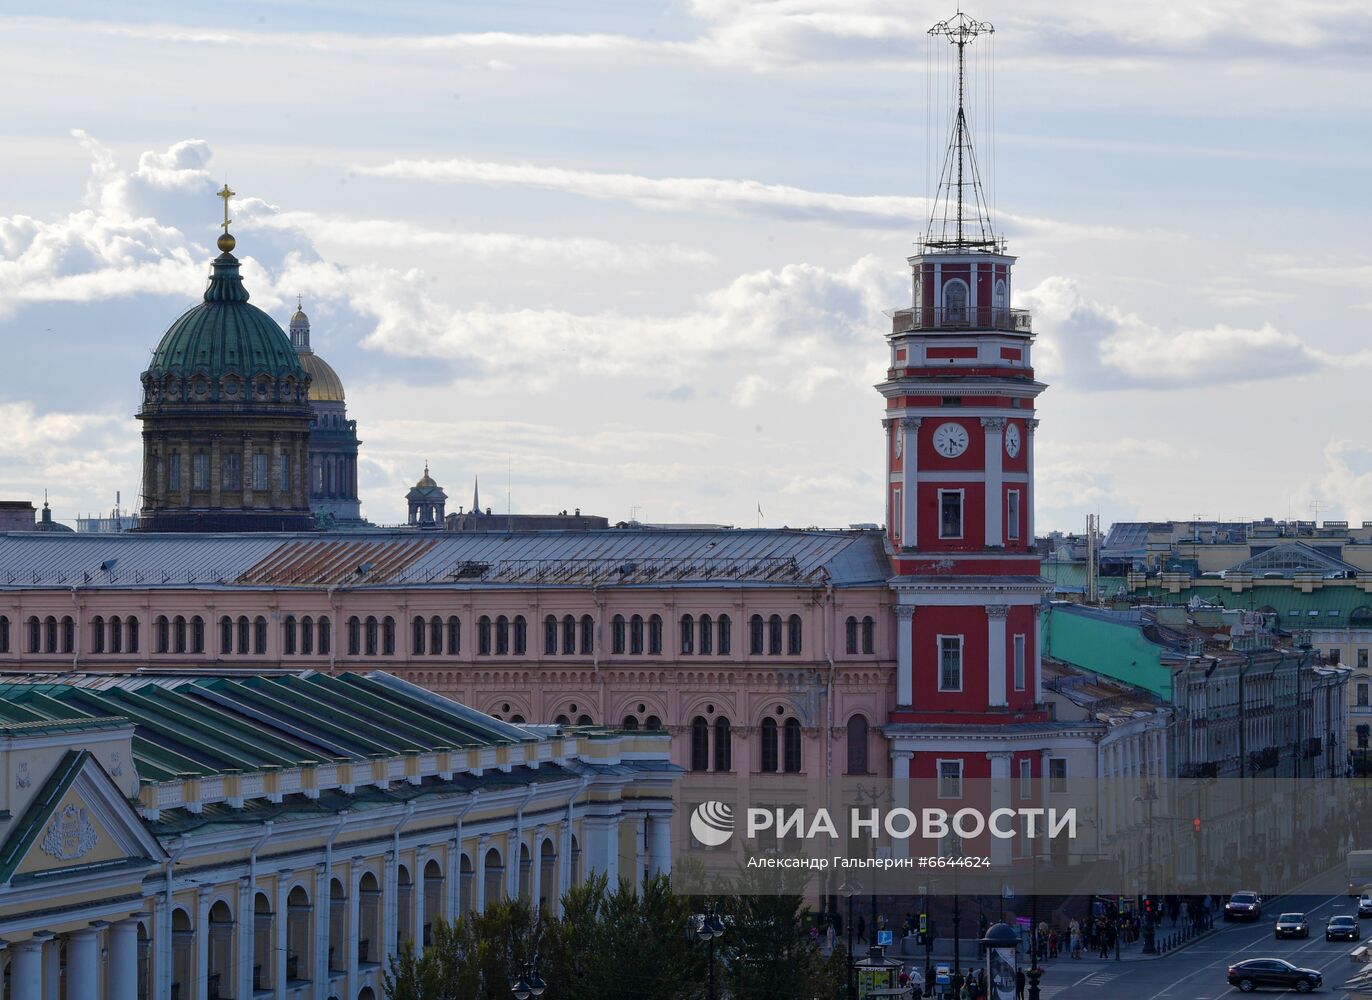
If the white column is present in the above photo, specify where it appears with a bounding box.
[346,862,361,1000]
[274,874,289,1000]
[314,864,331,991]
[475,835,489,913]
[530,829,545,907]
[648,813,672,876]
[445,839,460,923]
[559,818,574,905]
[41,937,57,1000]
[1033,611,1043,706]
[633,816,647,892]
[891,750,913,860]
[108,919,140,1000]
[606,816,620,885]
[982,418,1005,546]
[987,605,1009,707]
[237,877,253,1000]
[506,830,521,901]
[895,605,915,707]
[195,889,211,1000]
[900,417,921,548]
[413,847,427,951]
[383,850,399,967]
[11,938,46,1000]
[154,893,171,1000]
[987,752,1013,867]
[1026,419,1038,541]
[66,927,100,999]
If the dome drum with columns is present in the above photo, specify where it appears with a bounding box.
[136,193,315,532]
[289,302,365,526]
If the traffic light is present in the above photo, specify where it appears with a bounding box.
[1192,817,1202,834]
[1143,897,1155,917]
[918,912,928,945]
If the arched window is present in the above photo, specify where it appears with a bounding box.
[544,615,558,655]
[691,717,710,772]
[254,616,268,655]
[846,714,870,774]
[630,614,644,654]
[787,614,802,655]
[555,714,570,726]
[943,278,969,324]
[430,616,443,655]
[412,616,425,655]
[358,872,381,965]
[328,880,346,974]
[718,614,731,655]
[42,615,56,654]
[221,616,234,655]
[576,714,593,726]
[318,615,331,655]
[423,859,444,945]
[536,840,555,912]
[699,614,713,656]
[648,614,663,655]
[446,616,460,654]
[237,616,251,655]
[459,855,474,917]
[783,718,803,773]
[646,715,661,730]
[513,615,527,655]
[155,615,170,654]
[208,900,235,996]
[364,616,378,656]
[61,616,75,654]
[348,616,362,655]
[253,893,274,990]
[382,616,396,655]
[0,615,10,653]
[562,615,576,655]
[172,615,186,654]
[750,615,764,655]
[622,715,639,731]
[484,848,504,907]
[26,616,39,653]
[518,843,532,902]
[300,616,314,655]
[129,616,142,654]
[768,615,783,655]
[495,615,509,655]
[845,616,858,655]
[90,615,105,654]
[397,865,414,948]
[286,886,311,982]
[579,614,594,655]
[760,717,778,773]
[284,616,298,655]
[680,615,694,655]
[612,615,626,654]
[108,615,122,654]
[862,616,875,654]
[993,277,1008,314]
[478,616,492,656]
[714,717,732,772]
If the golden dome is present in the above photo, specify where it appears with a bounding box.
[299,351,345,402]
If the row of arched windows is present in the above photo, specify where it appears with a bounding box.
[282,616,333,655]
[545,614,596,655]
[845,615,876,655]
[609,614,664,655]
[411,616,462,655]
[346,616,395,656]
[748,614,803,656]
[687,713,871,775]
[479,615,527,656]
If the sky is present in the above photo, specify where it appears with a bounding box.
[2,1,1371,532]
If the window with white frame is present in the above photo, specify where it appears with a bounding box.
[942,279,969,323]
[939,490,963,539]
[1018,757,1032,799]
[1013,634,1026,692]
[1048,757,1067,793]
[1007,490,1021,541]
[938,759,963,799]
[938,635,963,691]
[1359,682,1369,708]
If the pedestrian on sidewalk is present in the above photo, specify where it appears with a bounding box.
[1016,967,1026,1000]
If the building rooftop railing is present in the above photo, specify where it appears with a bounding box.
[891,306,1032,336]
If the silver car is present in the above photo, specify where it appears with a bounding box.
[1274,913,1308,939]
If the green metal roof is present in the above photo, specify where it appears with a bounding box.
[1131,584,1372,624]
[143,251,305,384]
[0,672,528,782]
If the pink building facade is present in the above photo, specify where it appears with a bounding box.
[0,529,897,795]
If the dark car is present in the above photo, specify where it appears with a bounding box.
[1327,914,1360,941]
[1227,958,1322,993]
[1225,892,1263,921]
[1274,913,1309,939]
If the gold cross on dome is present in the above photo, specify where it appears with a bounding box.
[217,183,235,232]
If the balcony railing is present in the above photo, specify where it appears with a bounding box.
[891,306,1032,335]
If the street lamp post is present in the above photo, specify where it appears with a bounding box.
[1134,781,1159,955]
[689,904,726,1000]
[1027,834,1042,1000]
[509,955,546,1000]
[840,875,862,1000]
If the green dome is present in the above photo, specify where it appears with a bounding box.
[145,251,305,381]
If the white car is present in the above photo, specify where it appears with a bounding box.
[1360,893,1372,918]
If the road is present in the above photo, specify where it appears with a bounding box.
[1041,894,1368,999]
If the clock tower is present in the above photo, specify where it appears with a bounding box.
[880,13,1081,871]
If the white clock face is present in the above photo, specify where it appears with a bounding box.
[932,422,969,458]
[1005,423,1021,458]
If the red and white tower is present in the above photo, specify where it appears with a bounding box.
[881,13,1084,869]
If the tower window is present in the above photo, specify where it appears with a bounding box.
[939,490,964,539]
[938,759,964,799]
[994,277,1008,312]
[938,635,963,691]
[1013,633,1027,692]
[942,279,969,324]
[1007,490,1021,541]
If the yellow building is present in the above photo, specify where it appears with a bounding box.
[0,670,678,1000]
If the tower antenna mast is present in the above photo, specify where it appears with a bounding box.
[926,12,999,252]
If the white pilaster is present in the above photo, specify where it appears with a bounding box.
[196,889,211,1000]
[413,847,427,951]
[1026,419,1038,541]
[987,751,1013,867]
[900,417,921,548]
[41,937,57,1000]
[895,605,915,708]
[891,750,913,860]
[506,830,521,901]
[66,928,100,1000]
[445,839,460,924]
[346,862,361,1000]
[107,919,140,1000]
[530,829,545,910]
[475,835,490,913]
[987,605,1009,707]
[633,815,647,893]
[12,938,46,1000]
[237,877,253,1000]
[274,873,289,1000]
[982,417,1005,546]
[383,850,399,967]
[314,864,331,991]
[648,813,672,877]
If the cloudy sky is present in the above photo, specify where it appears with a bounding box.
[3,1,1371,532]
